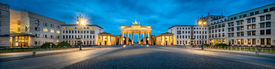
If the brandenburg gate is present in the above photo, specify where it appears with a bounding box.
[120,19,152,45]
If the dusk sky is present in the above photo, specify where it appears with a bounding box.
[1,0,275,36]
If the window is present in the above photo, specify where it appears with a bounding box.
[90,31,95,34]
[250,12,254,16]
[266,29,271,35]
[247,19,251,23]
[247,25,251,30]
[237,21,240,25]
[252,24,256,29]
[269,7,275,11]
[57,31,60,34]
[260,30,265,35]
[35,27,40,31]
[266,15,271,20]
[261,38,265,45]
[241,32,244,36]
[50,24,54,27]
[252,39,256,45]
[266,22,271,27]
[50,35,54,38]
[43,28,48,32]
[252,18,256,22]
[260,16,265,21]
[234,17,237,20]
[93,27,95,29]
[177,31,181,34]
[43,22,47,26]
[50,29,54,33]
[247,31,251,36]
[260,23,265,28]
[252,31,256,35]
[63,27,65,29]
[267,38,271,45]
[255,11,259,15]
[264,9,268,13]
[248,39,251,44]
[243,14,247,17]
[44,35,47,38]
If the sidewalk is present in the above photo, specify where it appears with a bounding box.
[0,47,98,61]
[187,47,275,59]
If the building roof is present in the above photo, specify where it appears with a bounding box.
[98,32,116,36]
[61,24,103,29]
[156,32,174,37]
[168,25,197,29]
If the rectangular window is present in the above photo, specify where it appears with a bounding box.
[241,32,244,36]
[261,38,265,45]
[255,11,259,15]
[252,24,256,29]
[248,39,251,44]
[260,30,265,35]
[267,38,271,45]
[43,28,48,32]
[264,9,268,13]
[57,31,60,34]
[247,19,251,23]
[247,25,251,30]
[243,14,247,17]
[266,29,271,35]
[252,18,256,22]
[250,12,254,16]
[177,31,181,34]
[260,23,265,28]
[63,27,65,29]
[271,7,275,11]
[252,31,256,35]
[93,27,95,29]
[237,21,240,25]
[266,22,271,27]
[260,16,265,21]
[247,31,251,36]
[50,29,54,33]
[252,39,256,45]
[90,31,95,34]
[266,15,271,20]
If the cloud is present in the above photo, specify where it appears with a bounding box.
[2,0,275,38]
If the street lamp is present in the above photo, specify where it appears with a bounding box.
[199,21,206,50]
[76,14,86,50]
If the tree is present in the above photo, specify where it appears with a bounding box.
[57,41,71,48]
[41,42,56,48]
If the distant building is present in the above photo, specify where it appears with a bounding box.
[61,24,103,46]
[0,3,10,47]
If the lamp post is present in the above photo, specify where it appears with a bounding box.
[77,14,86,50]
[199,21,206,50]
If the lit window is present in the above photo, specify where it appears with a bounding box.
[90,27,92,29]
[56,31,60,34]
[51,29,54,33]
[43,28,48,32]
[93,27,95,29]
[63,27,65,29]
[69,27,71,29]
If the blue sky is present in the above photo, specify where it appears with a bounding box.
[1,0,275,36]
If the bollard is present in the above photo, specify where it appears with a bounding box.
[33,51,36,56]
[255,50,259,55]
[262,48,264,53]
[250,47,252,52]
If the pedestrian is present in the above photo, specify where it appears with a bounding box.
[184,44,185,48]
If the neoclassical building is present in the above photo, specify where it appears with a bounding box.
[119,19,152,45]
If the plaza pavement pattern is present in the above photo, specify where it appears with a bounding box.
[0,46,275,69]
[63,46,274,69]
